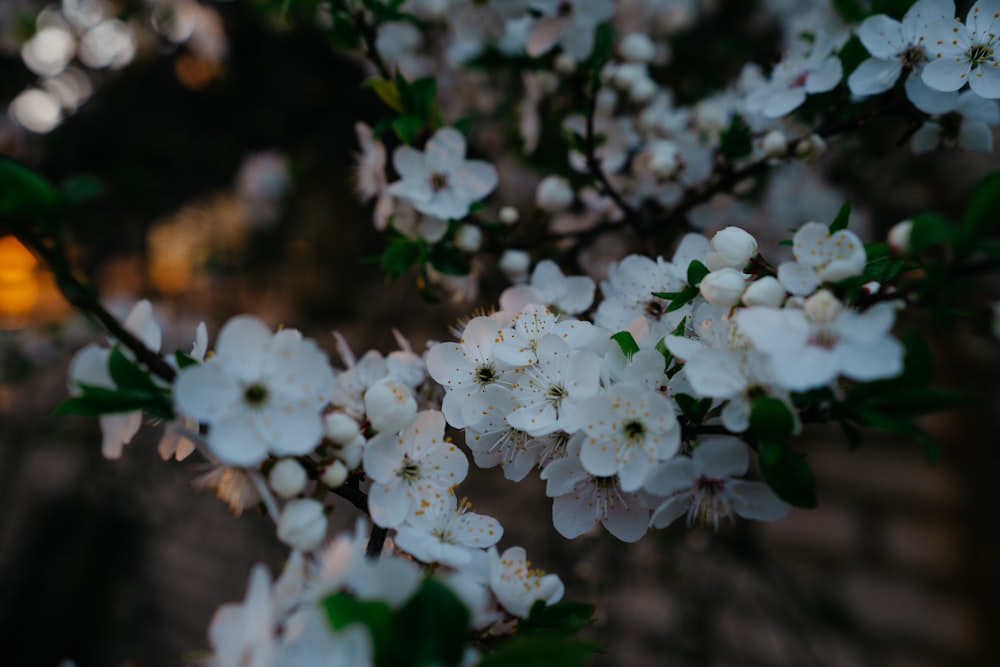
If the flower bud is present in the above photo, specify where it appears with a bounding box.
[742,276,786,307]
[619,33,656,63]
[888,219,913,254]
[612,63,643,88]
[499,249,531,283]
[324,412,360,445]
[336,433,366,469]
[499,206,519,225]
[554,53,577,74]
[630,77,657,103]
[269,458,307,499]
[596,87,618,112]
[803,289,843,324]
[706,226,758,271]
[760,130,787,157]
[535,175,574,211]
[321,460,349,489]
[699,268,746,307]
[795,133,826,161]
[454,224,482,252]
[364,378,417,435]
[277,498,327,551]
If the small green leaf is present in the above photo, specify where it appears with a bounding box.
[719,115,753,161]
[395,578,470,667]
[381,238,422,280]
[849,406,942,463]
[654,336,673,370]
[477,637,600,667]
[391,114,425,145]
[757,440,817,508]
[686,260,709,287]
[0,156,59,219]
[748,396,796,438]
[961,169,1000,244]
[175,350,199,369]
[409,76,438,117]
[909,212,954,254]
[829,199,851,233]
[108,347,160,394]
[610,331,639,360]
[675,393,713,425]
[428,244,471,276]
[518,600,596,638]
[832,0,866,22]
[363,77,405,113]
[323,592,396,667]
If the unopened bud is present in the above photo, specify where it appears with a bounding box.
[364,378,417,435]
[742,276,786,307]
[554,53,577,74]
[454,224,482,252]
[499,206,519,225]
[888,219,913,254]
[795,134,826,161]
[324,412,360,445]
[699,268,747,307]
[761,130,787,156]
[630,77,657,103]
[269,458,307,499]
[499,249,531,283]
[277,498,327,551]
[619,33,656,63]
[803,289,842,324]
[334,433,365,470]
[536,175,574,211]
[321,460,349,489]
[706,226,758,271]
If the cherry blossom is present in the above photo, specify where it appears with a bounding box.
[922,0,1000,99]
[776,222,867,296]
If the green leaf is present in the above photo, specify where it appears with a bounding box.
[391,114,426,145]
[686,260,709,287]
[381,238,422,280]
[175,350,199,369]
[861,387,971,418]
[108,347,160,394]
[323,592,397,667]
[832,0,866,22]
[0,156,59,219]
[395,578,470,667]
[610,331,639,360]
[829,199,851,233]
[55,384,167,417]
[961,169,1000,244]
[518,600,596,638]
[748,396,796,438]
[837,34,869,76]
[363,77,405,113]
[909,212,954,254]
[757,440,818,508]
[675,393,713,425]
[849,406,942,463]
[409,76,438,117]
[477,637,599,667]
[654,336,673,370]
[719,115,753,162]
[428,244,471,276]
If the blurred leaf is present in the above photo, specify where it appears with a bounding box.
[748,396,796,438]
[862,386,971,417]
[675,393,712,425]
[323,593,397,667]
[518,600,596,638]
[477,637,599,667]
[719,115,752,161]
[61,174,105,207]
[757,440,817,508]
[0,156,59,219]
[175,350,198,369]
[909,212,954,254]
[392,115,425,144]
[428,244,471,276]
[55,384,170,418]
[395,578,470,667]
[409,76,438,118]
[832,0,866,22]
[381,238,422,279]
[364,77,405,113]
[849,405,942,462]
[108,347,160,394]
[961,169,1000,245]
[686,259,709,286]
[610,331,639,360]
[828,199,851,233]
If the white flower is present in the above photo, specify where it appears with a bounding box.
[777,222,867,296]
[363,411,469,528]
[644,436,789,529]
[911,90,1000,152]
[386,127,498,220]
[68,300,161,460]
[576,384,680,492]
[173,315,335,467]
[488,545,564,618]
[208,564,276,667]
[735,292,904,391]
[595,254,686,331]
[277,498,328,551]
[745,33,843,118]
[848,0,955,97]
[525,0,615,61]
[922,0,1000,98]
[499,260,596,317]
[394,496,503,567]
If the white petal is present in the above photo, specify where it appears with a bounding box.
[451,159,498,200]
[551,490,598,539]
[959,120,994,151]
[650,495,691,529]
[602,495,649,542]
[208,415,270,466]
[905,74,959,113]
[969,62,1000,99]
[692,436,749,477]
[848,58,902,96]
[805,57,843,93]
[728,480,791,521]
[910,122,941,153]
[922,56,971,92]
[392,145,429,180]
[425,127,467,173]
[858,15,906,59]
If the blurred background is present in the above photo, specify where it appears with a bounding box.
[0,1,999,666]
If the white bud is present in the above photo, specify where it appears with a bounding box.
[620,33,656,63]
[336,433,366,469]
[803,289,843,324]
[535,175,574,211]
[742,276,786,307]
[277,498,327,551]
[888,219,913,254]
[612,63,643,88]
[320,460,349,489]
[364,378,417,435]
[596,87,618,112]
[706,226,758,271]
[761,130,787,156]
[324,412,360,445]
[630,76,657,103]
[795,134,826,161]
[454,224,482,252]
[643,140,680,177]
[269,458,307,499]
[499,249,531,283]
[499,206,519,225]
[554,53,577,74]
[699,268,747,307]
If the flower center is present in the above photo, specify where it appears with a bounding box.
[790,71,809,88]
[557,1,573,17]
[430,171,449,192]
[967,43,995,67]
[546,383,568,406]
[644,298,666,320]
[623,419,645,441]
[474,363,498,385]
[399,455,420,481]
[807,328,839,349]
[243,382,269,408]
[901,45,925,69]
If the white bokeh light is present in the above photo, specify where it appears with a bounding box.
[9,88,62,133]
[21,25,76,77]
[79,19,135,69]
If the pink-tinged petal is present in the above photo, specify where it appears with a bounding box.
[905,74,959,113]
[805,56,842,93]
[650,495,691,529]
[100,411,142,459]
[215,315,271,378]
[368,481,413,528]
[525,16,561,57]
[728,480,791,521]
[257,404,323,456]
[392,145,428,180]
[424,127,467,173]
[602,495,649,542]
[551,490,598,539]
[692,436,749,477]
[858,15,906,58]
[642,457,697,496]
[123,300,161,351]
[960,120,994,151]
[208,415,270,466]
[174,363,241,423]
[922,56,971,92]
[968,62,1000,99]
[910,122,941,153]
[848,57,903,96]
[451,160,498,200]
